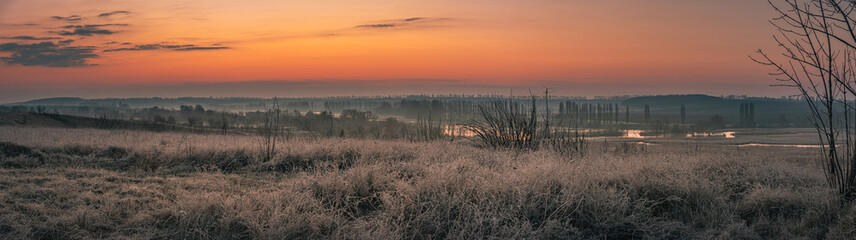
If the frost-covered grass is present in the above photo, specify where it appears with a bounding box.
[0,126,853,239]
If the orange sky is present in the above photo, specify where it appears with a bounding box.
[0,0,783,102]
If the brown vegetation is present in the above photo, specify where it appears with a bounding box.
[466,93,586,153]
[0,127,853,239]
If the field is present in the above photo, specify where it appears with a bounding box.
[0,126,854,239]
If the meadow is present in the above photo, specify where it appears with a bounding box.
[0,126,854,239]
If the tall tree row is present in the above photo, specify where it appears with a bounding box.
[557,101,624,126]
[738,102,755,127]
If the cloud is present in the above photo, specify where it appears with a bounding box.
[98,11,131,17]
[51,15,83,22]
[0,23,39,27]
[103,43,229,52]
[353,17,448,30]
[103,44,192,52]
[207,17,455,44]
[175,46,230,51]
[58,28,115,36]
[356,24,397,28]
[57,25,120,36]
[61,24,128,29]
[0,41,97,67]
[2,36,62,40]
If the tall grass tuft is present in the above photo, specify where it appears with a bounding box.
[466,96,540,150]
[466,92,586,154]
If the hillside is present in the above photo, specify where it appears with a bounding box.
[623,95,810,124]
[0,112,206,133]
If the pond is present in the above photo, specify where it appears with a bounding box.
[738,143,824,148]
[620,130,736,139]
[685,131,736,138]
[445,127,743,139]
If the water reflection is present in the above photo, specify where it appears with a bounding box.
[620,130,736,139]
[738,143,823,148]
[446,127,741,139]
[685,131,735,138]
[622,130,650,139]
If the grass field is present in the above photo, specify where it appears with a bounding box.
[0,126,854,239]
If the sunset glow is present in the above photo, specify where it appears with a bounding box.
[2,2,850,237]
[1,0,777,102]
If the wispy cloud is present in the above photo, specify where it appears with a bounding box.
[57,25,123,36]
[221,17,457,46]
[353,17,451,30]
[61,24,129,29]
[0,11,248,67]
[356,24,396,29]
[0,23,39,27]
[51,15,83,22]
[2,36,62,40]
[0,41,98,67]
[58,28,116,36]
[175,46,229,51]
[103,43,229,52]
[98,11,131,17]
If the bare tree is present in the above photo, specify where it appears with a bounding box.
[414,111,444,142]
[258,97,282,162]
[753,0,856,201]
[543,87,552,139]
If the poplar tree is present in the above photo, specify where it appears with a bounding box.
[644,104,650,123]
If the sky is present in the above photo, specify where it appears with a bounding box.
[0,0,783,103]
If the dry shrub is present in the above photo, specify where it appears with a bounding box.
[0,142,33,157]
[827,204,856,240]
[615,141,647,155]
[737,186,838,239]
[466,97,540,150]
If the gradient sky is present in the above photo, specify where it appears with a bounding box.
[0,0,782,102]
